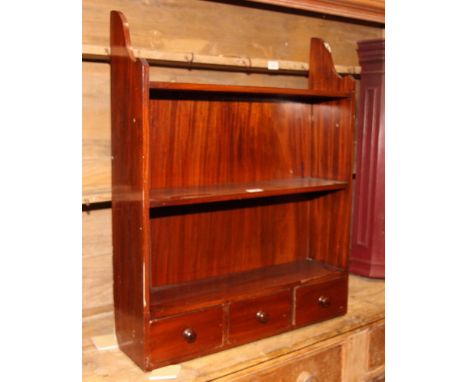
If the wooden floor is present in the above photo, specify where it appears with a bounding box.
[82,275,384,381]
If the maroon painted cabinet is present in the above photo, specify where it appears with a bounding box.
[110,11,356,370]
[350,39,385,278]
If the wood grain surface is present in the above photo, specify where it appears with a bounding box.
[368,323,385,370]
[148,307,224,368]
[93,6,359,371]
[110,10,151,369]
[83,0,384,65]
[83,0,382,204]
[150,260,343,317]
[150,177,347,207]
[82,275,384,381]
[295,277,348,326]
[228,290,292,345]
[150,198,312,285]
[227,344,343,382]
[243,0,385,24]
[82,209,113,316]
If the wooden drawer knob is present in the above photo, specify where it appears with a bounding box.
[182,328,197,343]
[318,295,330,307]
[296,371,318,382]
[256,310,269,324]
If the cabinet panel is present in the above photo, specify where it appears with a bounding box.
[350,39,385,278]
[229,290,291,345]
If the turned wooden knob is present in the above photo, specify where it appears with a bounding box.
[296,371,318,382]
[182,328,197,343]
[318,295,330,307]
[256,310,269,324]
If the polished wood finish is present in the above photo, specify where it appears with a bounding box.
[150,177,346,207]
[228,290,291,345]
[110,10,150,370]
[148,307,224,367]
[111,11,354,370]
[150,198,311,286]
[83,0,383,205]
[150,260,344,318]
[83,275,384,381]
[150,81,351,97]
[350,39,385,278]
[295,277,348,326]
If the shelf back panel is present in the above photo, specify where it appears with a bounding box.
[150,195,313,286]
[149,96,314,188]
[148,95,353,284]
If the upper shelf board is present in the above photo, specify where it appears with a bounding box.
[150,81,353,99]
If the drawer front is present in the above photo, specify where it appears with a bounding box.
[295,277,347,327]
[148,306,223,365]
[229,290,291,345]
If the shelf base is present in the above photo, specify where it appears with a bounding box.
[150,259,344,318]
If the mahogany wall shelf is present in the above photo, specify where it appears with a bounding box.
[110,10,355,371]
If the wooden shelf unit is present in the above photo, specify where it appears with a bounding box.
[110,10,355,371]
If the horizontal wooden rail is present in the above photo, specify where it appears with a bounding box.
[82,44,361,76]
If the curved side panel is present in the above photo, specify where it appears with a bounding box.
[110,10,151,370]
[308,38,355,93]
[110,10,136,61]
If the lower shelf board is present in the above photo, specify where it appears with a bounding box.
[150,259,344,318]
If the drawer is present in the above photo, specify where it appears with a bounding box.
[148,306,223,365]
[229,290,291,345]
[228,345,342,382]
[295,277,347,327]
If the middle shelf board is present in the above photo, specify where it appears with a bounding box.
[149,177,347,208]
[150,258,345,319]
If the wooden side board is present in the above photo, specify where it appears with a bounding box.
[110,10,151,369]
[83,275,384,381]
